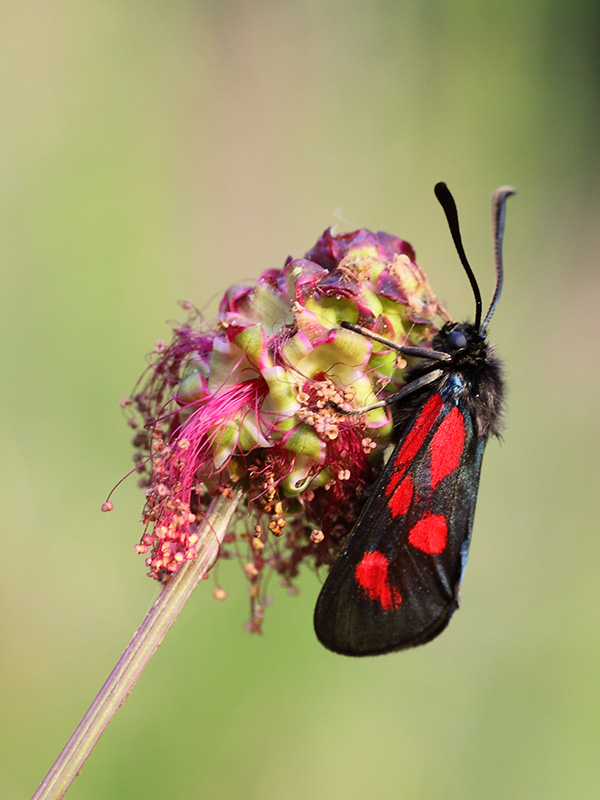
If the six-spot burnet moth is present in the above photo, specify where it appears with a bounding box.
[314,182,515,656]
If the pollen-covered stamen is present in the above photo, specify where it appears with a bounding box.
[137,379,271,580]
[244,562,259,579]
[361,437,377,454]
[295,377,358,441]
[245,454,291,544]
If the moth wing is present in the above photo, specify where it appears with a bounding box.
[314,394,485,656]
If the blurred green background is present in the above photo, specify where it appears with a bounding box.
[2,2,599,798]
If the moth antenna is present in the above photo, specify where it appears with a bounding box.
[483,186,516,330]
[434,182,482,330]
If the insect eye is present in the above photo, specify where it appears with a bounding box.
[447,330,468,351]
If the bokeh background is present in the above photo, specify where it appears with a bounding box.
[2,2,600,798]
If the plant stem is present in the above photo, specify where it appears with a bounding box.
[31,488,242,800]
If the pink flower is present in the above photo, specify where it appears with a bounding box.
[123,228,442,632]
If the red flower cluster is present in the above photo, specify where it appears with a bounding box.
[117,228,443,632]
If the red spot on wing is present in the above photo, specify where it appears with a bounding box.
[430,406,466,488]
[408,513,448,554]
[388,475,413,517]
[386,394,443,495]
[355,551,402,610]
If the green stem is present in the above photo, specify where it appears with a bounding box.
[31,488,242,800]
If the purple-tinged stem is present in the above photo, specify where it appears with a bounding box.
[31,488,242,800]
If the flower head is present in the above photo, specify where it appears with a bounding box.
[122,227,444,632]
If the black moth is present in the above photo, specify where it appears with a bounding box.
[314,182,515,656]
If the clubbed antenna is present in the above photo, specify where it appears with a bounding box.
[483,186,516,330]
[434,182,483,330]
